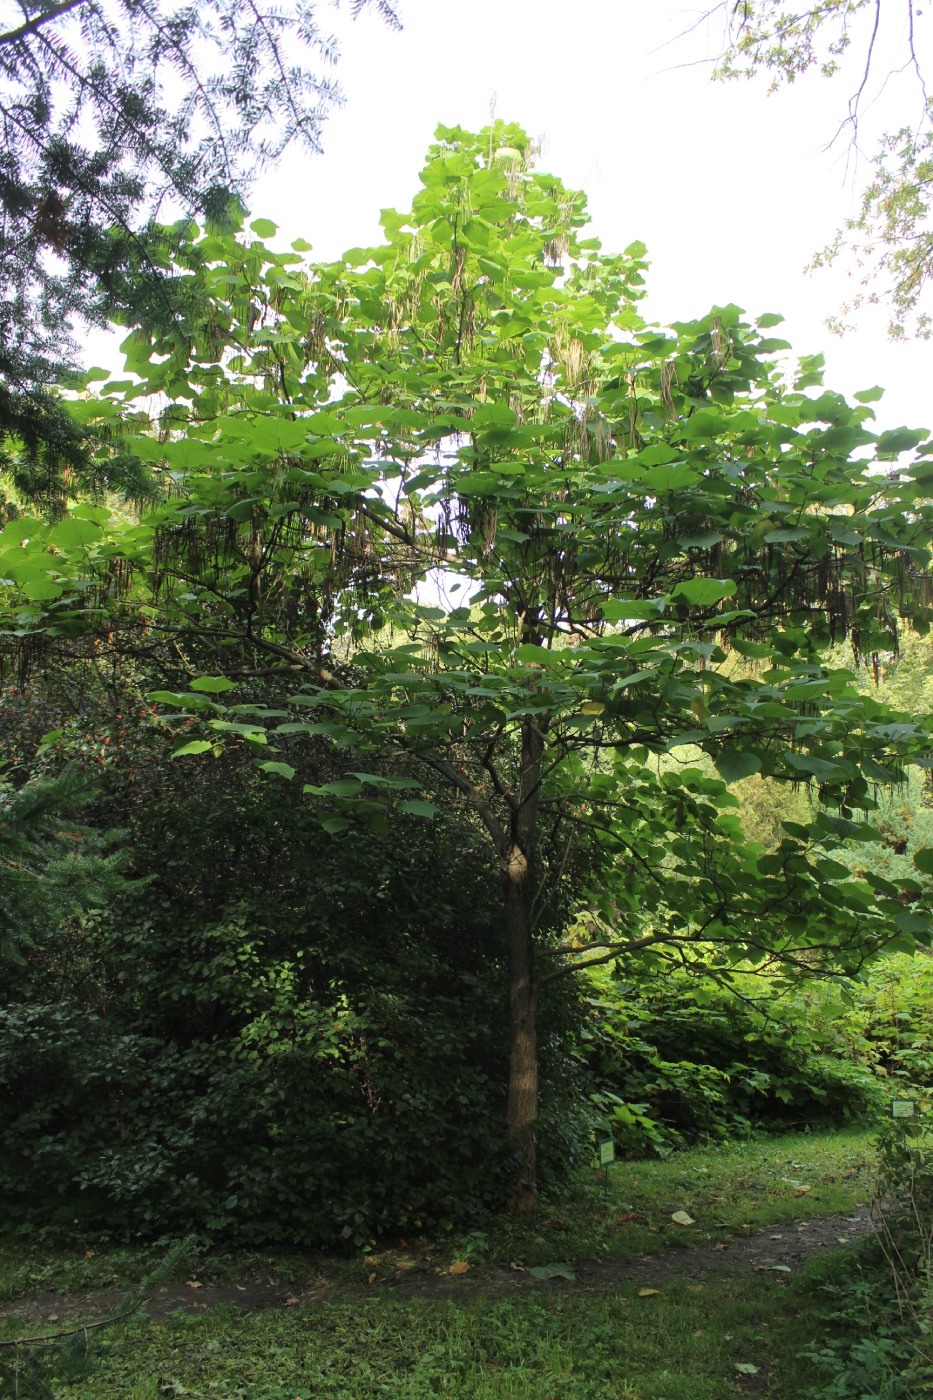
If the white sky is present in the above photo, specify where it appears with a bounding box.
[88,0,932,435]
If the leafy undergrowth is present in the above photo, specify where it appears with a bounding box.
[0,1130,877,1399]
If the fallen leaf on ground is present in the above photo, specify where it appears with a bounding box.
[186,1281,203,1290]
[529,1263,575,1282]
[736,1363,760,1375]
[449,1261,470,1276]
[671,1210,695,1226]
[638,1288,660,1297]
[769,1234,783,1240]
[235,1285,246,1292]
[367,1272,377,1285]
[284,1295,300,1307]
[794,1185,812,1195]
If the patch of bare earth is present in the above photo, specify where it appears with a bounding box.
[0,1210,873,1328]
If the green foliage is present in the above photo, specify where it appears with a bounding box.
[7,121,933,1201]
[0,1237,196,1400]
[0,764,126,966]
[790,1005,933,1397]
[0,0,401,514]
[585,972,880,1156]
[0,693,586,1242]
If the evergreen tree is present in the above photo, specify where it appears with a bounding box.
[0,0,401,514]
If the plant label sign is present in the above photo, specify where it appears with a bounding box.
[891,1100,915,1119]
[597,1135,616,1167]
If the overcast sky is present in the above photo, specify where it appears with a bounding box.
[92,0,932,434]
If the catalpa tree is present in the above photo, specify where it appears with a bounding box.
[4,123,933,1208]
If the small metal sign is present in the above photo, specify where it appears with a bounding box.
[891,1100,915,1119]
[597,1135,616,1166]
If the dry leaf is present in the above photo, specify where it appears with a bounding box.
[638,1288,660,1297]
[186,1280,203,1290]
[770,1234,783,1240]
[794,1184,812,1195]
[671,1210,695,1227]
[367,1272,377,1285]
[449,1261,470,1276]
[235,1284,246,1292]
[84,1251,95,1260]
[284,1294,300,1307]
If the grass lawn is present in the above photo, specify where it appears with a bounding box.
[0,1128,879,1399]
[46,1265,846,1399]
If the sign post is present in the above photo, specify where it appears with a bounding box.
[596,1133,615,1208]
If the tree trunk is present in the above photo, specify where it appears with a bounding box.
[505,849,538,1212]
[503,711,545,1212]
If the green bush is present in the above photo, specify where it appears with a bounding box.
[0,684,590,1245]
[585,973,881,1156]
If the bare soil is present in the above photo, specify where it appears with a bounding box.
[0,1208,874,1332]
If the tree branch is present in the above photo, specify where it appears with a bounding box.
[0,0,86,49]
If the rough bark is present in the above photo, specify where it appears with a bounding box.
[505,850,538,1212]
[503,711,546,1212]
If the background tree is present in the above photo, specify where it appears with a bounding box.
[5,122,933,1211]
[707,1,933,337]
[0,763,126,966]
[0,0,401,516]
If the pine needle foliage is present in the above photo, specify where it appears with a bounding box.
[0,0,401,512]
[0,764,127,965]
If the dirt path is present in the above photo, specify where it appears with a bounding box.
[0,1209,874,1330]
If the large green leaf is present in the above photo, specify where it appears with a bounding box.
[714,750,761,784]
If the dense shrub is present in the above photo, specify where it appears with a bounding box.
[585,972,881,1155]
[0,681,586,1245]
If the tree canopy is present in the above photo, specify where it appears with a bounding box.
[709,1,933,337]
[4,121,933,1205]
[0,0,400,514]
